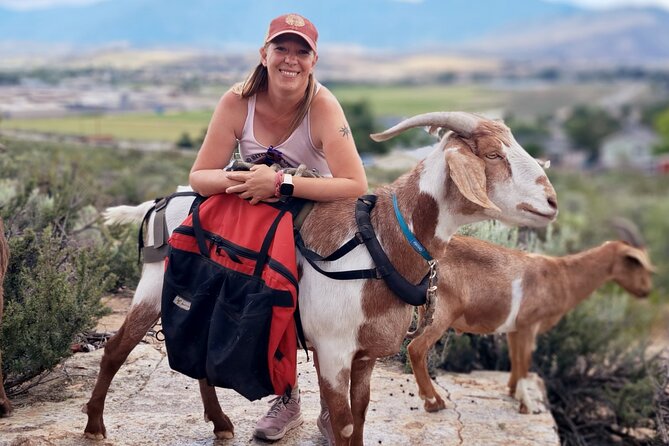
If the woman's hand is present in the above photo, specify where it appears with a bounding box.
[225,164,277,205]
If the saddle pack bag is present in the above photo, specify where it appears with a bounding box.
[161,193,304,401]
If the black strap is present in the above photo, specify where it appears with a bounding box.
[294,301,309,361]
[295,195,428,306]
[355,195,428,306]
[295,231,380,280]
[254,208,287,277]
[191,198,211,258]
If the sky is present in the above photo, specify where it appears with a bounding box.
[2,0,669,10]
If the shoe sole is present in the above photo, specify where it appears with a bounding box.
[254,414,304,441]
[317,416,334,446]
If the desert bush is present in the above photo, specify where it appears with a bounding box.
[2,229,111,390]
[0,143,118,390]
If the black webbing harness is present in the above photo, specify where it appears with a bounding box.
[295,195,436,307]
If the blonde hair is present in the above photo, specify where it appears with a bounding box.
[231,59,317,145]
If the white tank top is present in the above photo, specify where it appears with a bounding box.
[238,85,331,176]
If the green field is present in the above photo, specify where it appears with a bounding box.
[0,85,504,142]
[0,82,627,142]
[0,110,213,142]
[331,84,505,116]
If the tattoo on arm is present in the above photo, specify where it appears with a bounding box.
[339,125,351,138]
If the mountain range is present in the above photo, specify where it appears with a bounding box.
[1,0,669,65]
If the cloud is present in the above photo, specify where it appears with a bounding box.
[0,0,108,10]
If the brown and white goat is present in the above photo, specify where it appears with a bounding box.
[406,232,654,415]
[0,217,12,417]
[83,112,558,444]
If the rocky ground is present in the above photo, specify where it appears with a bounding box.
[0,295,559,446]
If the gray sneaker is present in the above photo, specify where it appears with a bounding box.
[254,394,304,441]
[317,407,335,446]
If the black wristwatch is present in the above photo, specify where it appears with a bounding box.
[279,173,294,198]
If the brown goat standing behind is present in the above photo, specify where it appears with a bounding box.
[407,231,654,415]
[0,217,11,417]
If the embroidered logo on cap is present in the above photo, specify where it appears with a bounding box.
[285,14,305,27]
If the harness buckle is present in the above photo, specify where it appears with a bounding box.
[154,197,168,212]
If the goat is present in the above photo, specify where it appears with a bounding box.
[406,226,654,415]
[83,111,558,444]
[0,217,12,417]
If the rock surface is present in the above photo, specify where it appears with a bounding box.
[0,296,559,445]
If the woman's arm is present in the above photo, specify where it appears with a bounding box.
[226,88,368,203]
[189,90,247,197]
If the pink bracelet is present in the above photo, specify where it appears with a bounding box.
[274,171,283,198]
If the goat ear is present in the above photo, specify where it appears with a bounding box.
[622,246,657,273]
[447,149,501,212]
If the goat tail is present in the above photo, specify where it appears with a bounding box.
[102,201,155,226]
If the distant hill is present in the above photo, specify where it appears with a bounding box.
[463,7,669,66]
[1,0,669,66]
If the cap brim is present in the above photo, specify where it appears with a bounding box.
[266,30,317,53]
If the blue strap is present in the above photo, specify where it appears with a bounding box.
[392,193,433,262]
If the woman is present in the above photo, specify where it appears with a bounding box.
[189,13,368,443]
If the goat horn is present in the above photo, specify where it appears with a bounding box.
[609,217,646,248]
[370,112,483,142]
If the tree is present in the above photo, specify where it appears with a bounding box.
[564,106,620,164]
[652,107,669,155]
[505,115,550,158]
[176,132,194,150]
[341,100,389,154]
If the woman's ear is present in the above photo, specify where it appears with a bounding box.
[259,46,267,66]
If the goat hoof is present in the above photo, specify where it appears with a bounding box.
[84,432,106,440]
[0,404,13,417]
[215,430,234,440]
[424,396,446,412]
[518,403,529,414]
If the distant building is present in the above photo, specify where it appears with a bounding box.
[599,125,658,171]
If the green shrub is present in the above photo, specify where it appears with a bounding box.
[1,227,112,391]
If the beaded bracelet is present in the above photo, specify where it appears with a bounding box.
[274,171,283,198]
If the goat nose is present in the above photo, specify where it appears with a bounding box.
[547,195,558,211]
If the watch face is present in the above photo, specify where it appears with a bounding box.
[279,182,294,196]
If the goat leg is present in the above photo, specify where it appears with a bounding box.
[83,301,160,438]
[315,351,355,446]
[407,309,457,412]
[198,379,234,439]
[0,298,12,417]
[349,356,376,446]
[0,349,12,417]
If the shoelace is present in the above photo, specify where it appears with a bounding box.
[266,395,292,418]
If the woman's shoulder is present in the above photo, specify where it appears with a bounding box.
[211,86,249,138]
[220,85,248,110]
[310,84,344,117]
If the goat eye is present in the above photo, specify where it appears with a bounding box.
[625,256,642,268]
[485,153,502,160]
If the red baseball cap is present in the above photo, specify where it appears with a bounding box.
[265,13,318,54]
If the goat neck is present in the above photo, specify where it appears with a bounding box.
[553,241,625,308]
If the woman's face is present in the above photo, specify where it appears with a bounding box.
[260,34,317,94]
